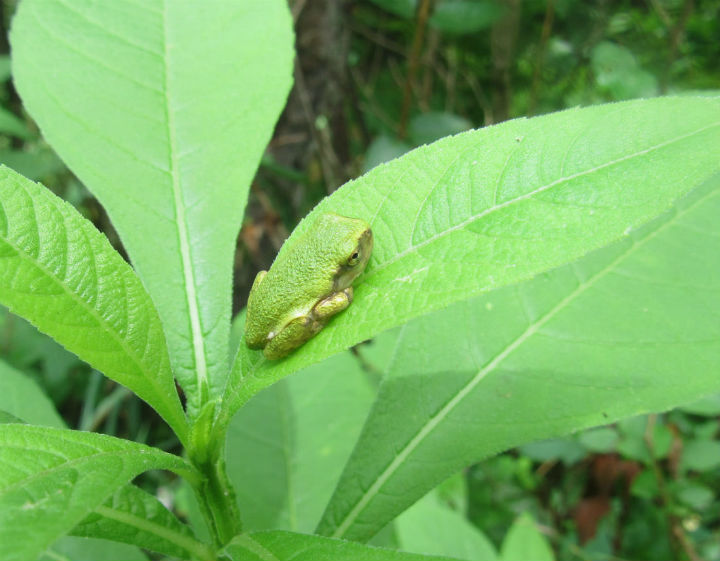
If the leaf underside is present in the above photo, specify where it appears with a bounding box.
[10,0,295,415]
[318,173,720,541]
[0,166,187,441]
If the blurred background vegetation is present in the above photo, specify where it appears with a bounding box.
[0,0,718,560]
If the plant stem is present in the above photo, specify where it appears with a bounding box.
[528,0,555,115]
[644,415,700,561]
[399,0,434,138]
[192,445,242,549]
[83,385,132,432]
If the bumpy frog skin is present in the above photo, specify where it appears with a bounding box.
[245,212,373,360]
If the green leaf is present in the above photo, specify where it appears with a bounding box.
[0,411,24,424]
[0,359,65,428]
[364,136,411,173]
[679,393,720,416]
[395,493,498,561]
[226,352,375,532]
[0,147,66,182]
[408,112,473,146]
[0,107,32,140]
[591,42,658,100]
[429,1,504,36]
[229,309,247,363]
[10,0,294,415]
[577,427,618,453]
[0,424,195,561]
[674,482,714,510]
[41,536,148,561]
[71,484,212,561]
[220,97,720,430]
[368,0,416,19]
[617,416,672,463]
[500,513,554,561]
[317,174,720,541]
[223,531,460,561]
[680,440,720,472]
[0,166,188,443]
[0,55,11,82]
[519,438,585,465]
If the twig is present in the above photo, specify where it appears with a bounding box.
[644,415,702,561]
[662,0,694,93]
[79,370,104,431]
[647,0,672,27]
[294,61,344,191]
[529,0,555,115]
[291,0,308,21]
[399,0,435,138]
[462,71,493,125]
[490,0,521,122]
[85,385,132,432]
[349,20,406,56]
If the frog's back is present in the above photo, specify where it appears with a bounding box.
[245,214,358,348]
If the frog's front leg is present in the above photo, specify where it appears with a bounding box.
[312,287,353,320]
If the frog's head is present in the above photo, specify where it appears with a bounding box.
[332,216,373,291]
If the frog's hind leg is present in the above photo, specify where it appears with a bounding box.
[263,315,323,360]
[263,288,354,360]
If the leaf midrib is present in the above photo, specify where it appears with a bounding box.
[93,502,213,560]
[330,183,719,539]
[227,535,281,561]
[232,121,720,418]
[161,1,209,408]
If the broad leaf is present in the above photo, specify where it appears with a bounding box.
[0,147,65,182]
[0,359,64,428]
[0,411,23,424]
[72,483,212,561]
[223,530,459,561]
[500,514,554,561]
[41,537,148,561]
[0,424,195,561]
[0,167,188,442]
[11,0,294,415]
[0,107,32,140]
[395,493,498,561]
[220,97,720,428]
[226,352,375,532]
[429,0,504,35]
[317,175,720,540]
[408,112,472,146]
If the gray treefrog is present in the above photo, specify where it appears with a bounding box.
[245,212,373,360]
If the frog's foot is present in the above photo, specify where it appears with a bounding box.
[263,315,323,360]
[250,270,267,291]
[313,287,353,320]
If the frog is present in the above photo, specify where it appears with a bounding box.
[245,212,373,360]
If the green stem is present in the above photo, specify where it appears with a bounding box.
[186,391,242,548]
[193,451,242,548]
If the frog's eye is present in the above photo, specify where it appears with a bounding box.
[347,251,360,266]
